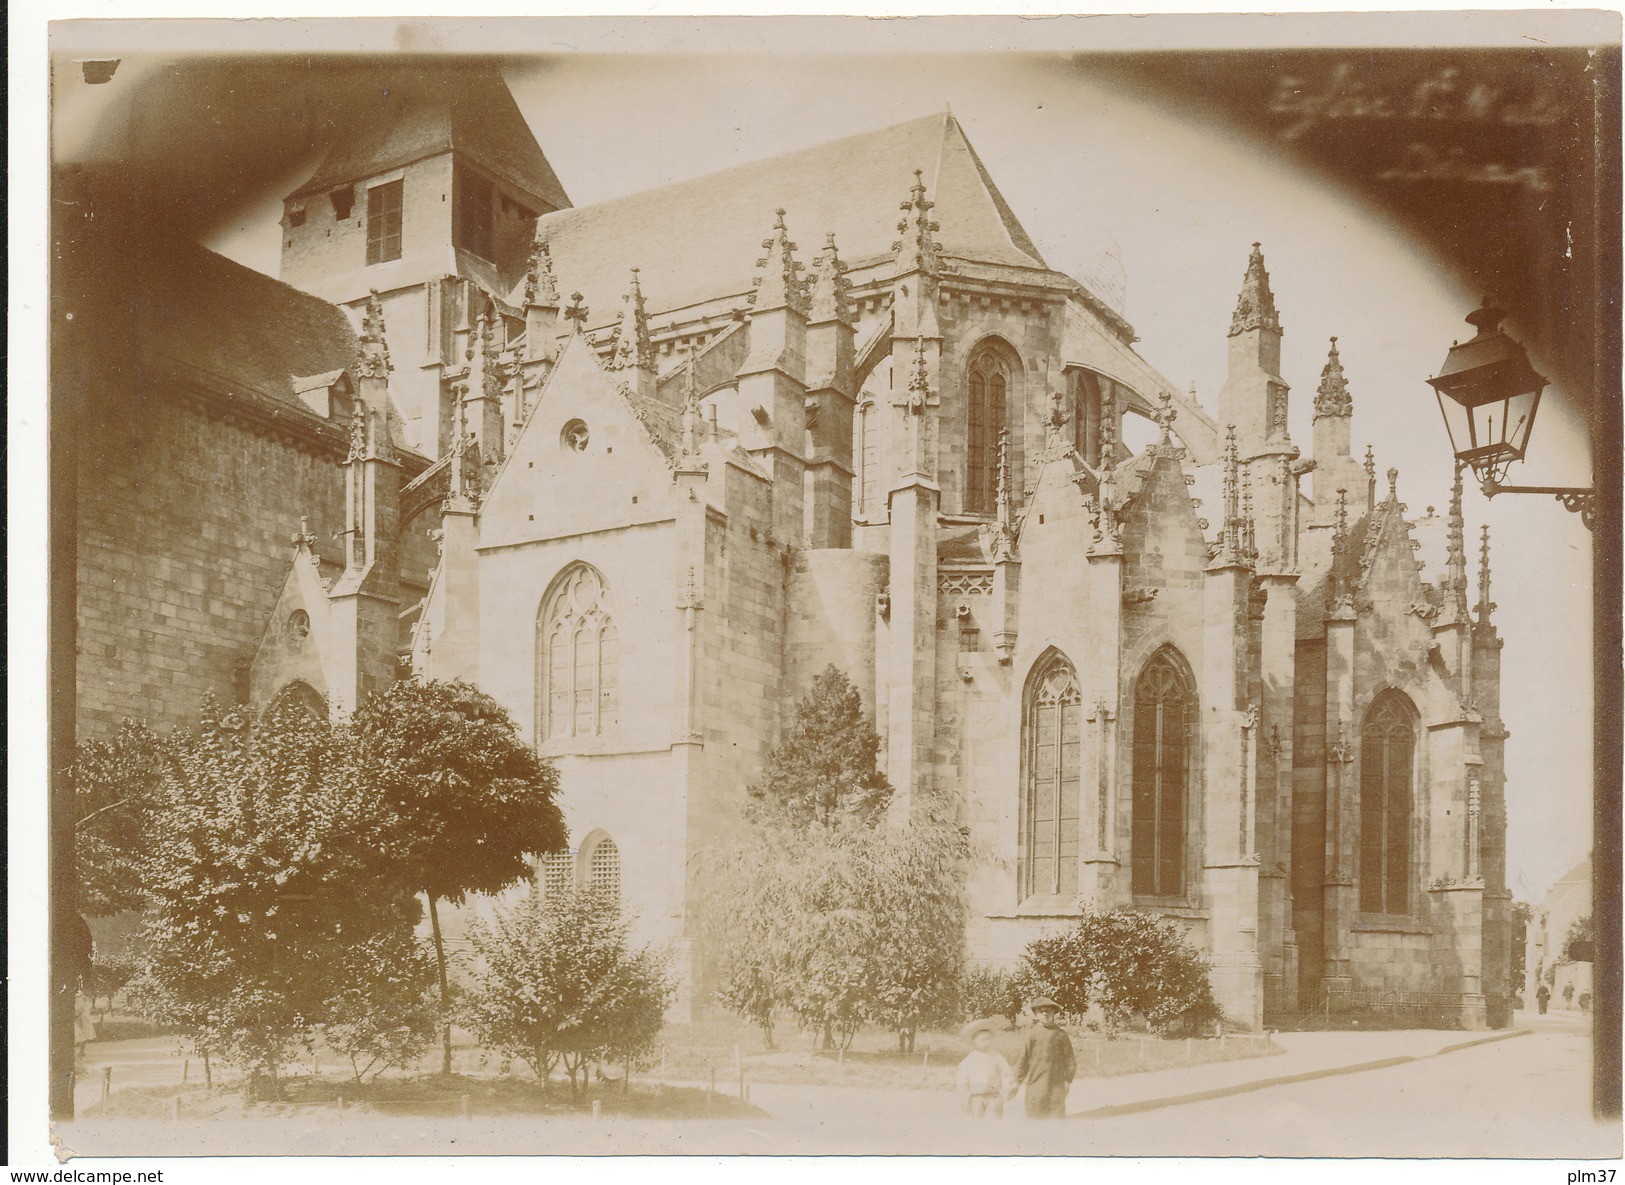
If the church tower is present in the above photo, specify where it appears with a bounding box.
[276,65,571,459]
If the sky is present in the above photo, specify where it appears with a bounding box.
[204,49,1595,901]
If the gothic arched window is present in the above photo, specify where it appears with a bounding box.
[587,835,621,900]
[1360,691,1415,914]
[537,564,619,741]
[268,680,327,722]
[856,399,879,516]
[965,347,1011,515]
[1131,648,1195,898]
[1020,653,1082,900]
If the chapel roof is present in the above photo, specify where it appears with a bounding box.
[290,65,571,213]
[521,112,1050,325]
[112,234,364,407]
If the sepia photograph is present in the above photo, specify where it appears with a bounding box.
[12,7,1622,1175]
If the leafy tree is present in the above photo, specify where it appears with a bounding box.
[70,720,172,916]
[462,889,672,1096]
[1563,914,1595,964]
[321,927,439,1084]
[707,668,968,1050]
[747,665,892,828]
[350,678,567,1074]
[1017,911,1222,1035]
[137,698,413,1100]
[89,955,141,1013]
[859,818,972,1051]
[701,808,970,1050]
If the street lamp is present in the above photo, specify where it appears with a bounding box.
[1426,301,1595,528]
[1430,299,1618,1121]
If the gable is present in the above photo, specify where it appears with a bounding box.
[248,548,338,712]
[1117,453,1209,595]
[480,334,679,550]
[1356,505,1429,614]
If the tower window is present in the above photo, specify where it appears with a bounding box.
[366,180,404,266]
[330,185,355,221]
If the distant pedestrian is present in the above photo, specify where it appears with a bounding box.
[74,989,97,1055]
[1579,990,1593,1014]
[1536,983,1551,1014]
[1563,982,1576,1008]
[1014,997,1076,1120]
[956,1019,1015,1118]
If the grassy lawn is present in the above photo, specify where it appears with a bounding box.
[83,1072,763,1121]
[79,1006,1283,1119]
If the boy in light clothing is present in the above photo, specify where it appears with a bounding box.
[956,1019,1015,1118]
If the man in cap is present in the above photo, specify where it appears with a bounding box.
[1014,997,1076,1119]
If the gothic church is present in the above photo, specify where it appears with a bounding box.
[74,68,1512,1029]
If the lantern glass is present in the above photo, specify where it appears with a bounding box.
[1451,386,1543,483]
[1427,305,1548,485]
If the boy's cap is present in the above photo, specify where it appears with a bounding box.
[1028,997,1061,1012]
[960,1017,1000,1041]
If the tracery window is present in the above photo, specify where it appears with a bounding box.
[1020,653,1082,900]
[1360,691,1415,914]
[587,836,621,900]
[1131,648,1194,898]
[537,564,619,741]
[965,347,1010,515]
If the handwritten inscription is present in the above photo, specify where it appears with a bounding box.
[1266,63,1566,193]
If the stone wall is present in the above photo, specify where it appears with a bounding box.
[785,548,886,712]
[76,388,349,740]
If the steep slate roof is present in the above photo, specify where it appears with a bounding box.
[291,66,571,212]
[524,112,1049,323]
[120,235,362,405]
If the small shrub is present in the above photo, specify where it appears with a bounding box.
[462,889,672,1097]
[1018,910,1222,1034]
[1014,931,1093,1019]
[958,966,1024,1024]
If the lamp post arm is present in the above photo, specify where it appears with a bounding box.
[1481,478,1596,529]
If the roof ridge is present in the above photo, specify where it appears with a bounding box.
[942,112,1047,269]
[543,110,956,222]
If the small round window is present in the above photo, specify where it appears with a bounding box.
[561,420,590,452]
[287,609,311,640]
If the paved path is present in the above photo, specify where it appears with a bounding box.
[55,1012,1611,1158]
